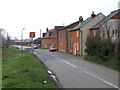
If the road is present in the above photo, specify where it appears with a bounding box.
[33,49,119,88]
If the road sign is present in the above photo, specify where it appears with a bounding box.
[30,32,35,38]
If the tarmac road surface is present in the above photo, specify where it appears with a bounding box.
[33,49,119,88]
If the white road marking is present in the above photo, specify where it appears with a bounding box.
[55,57,61,60]
[64,61,77,68]
[84,71,120,89]
[54,56,77,68]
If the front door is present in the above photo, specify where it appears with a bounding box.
[74,43,76,55]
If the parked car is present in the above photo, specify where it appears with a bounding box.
[34,44,37,49]
[49,46,56,51]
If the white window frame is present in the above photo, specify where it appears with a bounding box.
[112,30,115,35]
[77,31,79,37]
[94,30,96,36]
[61,36,62,46]
[113,29,118,36]
[77,42,79,50]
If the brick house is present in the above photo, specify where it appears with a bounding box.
[42,26,64,49]
[69,12,105,56]
[58,21,79,52]
[90,9,120,42]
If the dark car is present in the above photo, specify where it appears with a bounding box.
[49,46,56,51]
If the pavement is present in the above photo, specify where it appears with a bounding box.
[33,49,119,89]
[13,45,119,88]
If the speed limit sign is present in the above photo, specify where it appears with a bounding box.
[30,32,35,38]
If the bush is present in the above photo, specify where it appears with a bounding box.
[85,36,115,60]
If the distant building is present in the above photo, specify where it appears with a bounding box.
[41,26,64,49]
[13,39,32,45]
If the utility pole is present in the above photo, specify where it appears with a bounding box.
[21,28,25,51]
[6,32,9,48]
[40,29,41,38]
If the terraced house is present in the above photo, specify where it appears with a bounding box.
[90,9,120,42]
[41,26,64,49]
[69,12,105,56]
[58,21,79,52]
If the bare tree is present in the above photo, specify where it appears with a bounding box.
[0,28,11,48]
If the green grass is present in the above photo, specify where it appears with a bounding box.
[2,46,57,88]
[85,55,120,70]
[0,49,2,89]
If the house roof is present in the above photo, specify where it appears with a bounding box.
[54,26,64,36]
[70,13,103,31]
[49,29,54,32]
[70,17,91,31]
[57,21,79,31]
[42,29,55,38]
[55,26,65,31]
[90,9,120,30]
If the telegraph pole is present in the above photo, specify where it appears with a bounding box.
[21,28,25,51]
[40,29,41,38]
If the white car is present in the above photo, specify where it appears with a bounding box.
[34,44,37,49]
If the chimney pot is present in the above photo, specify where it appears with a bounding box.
[91,11,96,19]
[79,16,83,23]
[46,27,48,32]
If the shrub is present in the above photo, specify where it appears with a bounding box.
[85,36,115,61]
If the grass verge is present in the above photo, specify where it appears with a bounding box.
[84,55,120,70]
[2,46,57,88]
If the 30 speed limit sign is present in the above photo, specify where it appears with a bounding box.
[30,32,35,38]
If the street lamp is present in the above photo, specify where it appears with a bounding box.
[21,28,25,51]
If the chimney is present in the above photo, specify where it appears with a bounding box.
[79,16,83,23]
[46,27,48,32]
[91,11,96,19]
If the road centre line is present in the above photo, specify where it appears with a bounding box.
[54,56,77,68]
[64,61,77,68]
[84,71,119,89]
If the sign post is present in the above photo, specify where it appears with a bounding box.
[29,32,35,48]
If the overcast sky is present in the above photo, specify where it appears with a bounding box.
[0,0,119,40]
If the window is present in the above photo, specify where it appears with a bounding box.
[61,36,62,46]
[94,30,96,36]
[112,30,118,36]
[45,44,47,48]
[77,42,79,50]
[112,30,115,35]
[49,31,53,36]
[70,33,71,37]
[70,42,71,49]
[77,31,79,37]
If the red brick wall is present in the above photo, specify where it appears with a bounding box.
[58,21,79,52]
[58,29,66,52]
[69,30,80,55]
[90,28,99,38]
[41,29,58,49]
[42,38,51,48]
